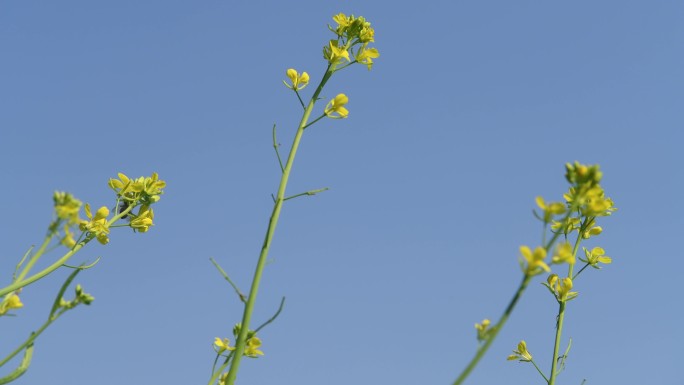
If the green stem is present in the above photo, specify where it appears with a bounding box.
[0,310,64,368]
[530,358,550,383]
[0,239,92,298]
[452,275,531,385]
[221,65,335,385]
[548,302,566,384]
[548,227,584,385]
[13,232,53,284]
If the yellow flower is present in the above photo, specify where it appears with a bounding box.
[546,274,578,302]
[61,224,77,248]
[535,196,566,223]
[324,40,350,64]
[284,68,310,90]
[359,25,375,43]
[53,191,82,224]
[109,173,133,195]
[551,216,580,234]
[551,242,575,265]
[130,205,154,233]
[324,94,349,119]
[214,337,235,353]
[582,225,603,239]
[218,372,228,385]
[79,204,110,245]
[0,294,24,315]
[332,13,352,35]
[507,340,533,362]
[580,246,612,269]
[354,44,380,70]
[109,172,166,205]
[475,319,491,342]
[519,246,550,276]
[244,336,264,357]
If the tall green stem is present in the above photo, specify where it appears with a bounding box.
[548,230,583,385]
[222,66,334,385]
[452,275,531,385]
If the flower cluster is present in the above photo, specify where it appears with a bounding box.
[214,323,264,359]
[544,274,578,303]
[109,172,165,207]
[53,192,82,225]
[59,284,94,310]
[326,13,379,70]
[108,172,166,234]
[475,319,492,342]
[79,204,111,245]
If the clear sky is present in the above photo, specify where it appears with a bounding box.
[1,1,682,384]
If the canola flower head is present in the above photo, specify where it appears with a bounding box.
[109,172,166,206]
[545,274,578,302]
[475,319,491,342]
[284,68,310,91]
[326,13,379,69]
[507,340,533,362]
[79,204,111,245]
[0,294,24,316]
[218,373,228,385]
[565,161,602,187]
[53,191,82,224]
[330,13,373,41]
[324,93,349,119]
[519,245,550,276]
[563,185,616,218]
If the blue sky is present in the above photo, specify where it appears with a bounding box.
[1,1,682,384]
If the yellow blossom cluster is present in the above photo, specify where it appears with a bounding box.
[214,323,264,359]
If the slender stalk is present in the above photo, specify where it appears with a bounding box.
[13,232,53,284]
[452,275,531,385]
[0,310,63,368]
[530,358,550,383]
[0,239,91,298]
[221,65,335,385]
[548,229,583,385]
